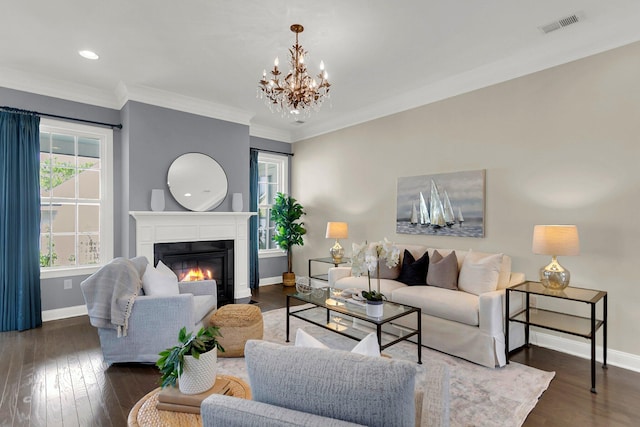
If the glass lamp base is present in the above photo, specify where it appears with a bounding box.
[539,256,570,290]
[330,240,344,263]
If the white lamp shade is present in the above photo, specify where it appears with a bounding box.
[326,222,348,239]
[532,225,580,256]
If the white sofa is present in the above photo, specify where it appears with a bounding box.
[328,245,525,368]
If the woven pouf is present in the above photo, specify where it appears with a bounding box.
[209,304,263,357]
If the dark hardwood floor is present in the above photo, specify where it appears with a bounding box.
[1,284,638,426]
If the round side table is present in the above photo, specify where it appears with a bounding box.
[128,375,251,427]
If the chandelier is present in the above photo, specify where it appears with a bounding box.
[258,24,331,117]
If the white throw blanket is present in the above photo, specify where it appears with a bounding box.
[81,257,143,337]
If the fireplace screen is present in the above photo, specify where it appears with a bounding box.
[154,240,234,305]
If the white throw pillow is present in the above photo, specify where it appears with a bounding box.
[295,328,329,349]
[294,329,381,357]
[458,251,503,296]
[142,261,179,296]
[350,332,381,357]
[155,260,175,276]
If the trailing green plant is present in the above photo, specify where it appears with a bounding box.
[270,192,306,273]
[156,326,225,388]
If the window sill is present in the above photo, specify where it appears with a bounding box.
[40,265,102,279]
[259,251,286,259]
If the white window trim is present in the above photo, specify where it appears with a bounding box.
[40,119,114,279]
[258,152,288,258]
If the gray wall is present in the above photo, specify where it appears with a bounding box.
[1,88,288,312]
[250,136,293,280]
[123,101,250,257]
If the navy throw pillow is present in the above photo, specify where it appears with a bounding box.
[397,249,429,286]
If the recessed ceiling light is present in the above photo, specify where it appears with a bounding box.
[78,50,99,60]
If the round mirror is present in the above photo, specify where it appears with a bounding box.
[167,153,228,211]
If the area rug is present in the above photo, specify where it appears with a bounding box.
[215,307,554,427]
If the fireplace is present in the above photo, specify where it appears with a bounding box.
[154,240,234,305]
[129,211,255,301]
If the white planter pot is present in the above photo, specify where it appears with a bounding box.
[179,350,218,395]
[366,301,384,318]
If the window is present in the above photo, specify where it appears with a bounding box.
[257,152,288,257]
[39,119,113,278]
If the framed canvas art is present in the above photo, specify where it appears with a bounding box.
[396,169,485,238]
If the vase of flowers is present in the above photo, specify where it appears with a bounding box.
[351,238,400,317]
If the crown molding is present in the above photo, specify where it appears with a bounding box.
[116,82,254,126]
[249,123,294,143]
[0,66,120,109]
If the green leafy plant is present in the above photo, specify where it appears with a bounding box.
[156,326,225,388]
[361,290,386,302]
[270,192,306,273]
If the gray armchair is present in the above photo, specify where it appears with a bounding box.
[81,257,217,364]
[202,340,442,427]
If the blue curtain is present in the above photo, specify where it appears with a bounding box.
[249,149,260,289]
[0,111,42,331]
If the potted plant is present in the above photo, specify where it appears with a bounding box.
[271,192,306,286]
[352,239,400,317]
[156,326,225,395]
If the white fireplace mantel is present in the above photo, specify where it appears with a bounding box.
[129,211,256,300]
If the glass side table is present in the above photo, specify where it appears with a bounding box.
[308,257,351,282]
[505,281,607,393]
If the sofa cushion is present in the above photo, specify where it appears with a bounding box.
[426,250,458,290]
[391,285,480,326]
[397,249,429,286]
[141,260,179,296]
[245,340,416,427]
[427,248,467,270]
[458,251,503,296]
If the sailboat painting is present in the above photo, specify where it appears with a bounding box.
[396,170,485,238]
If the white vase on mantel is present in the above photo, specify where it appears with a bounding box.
[231,193,243,212]
[150,189,165,212]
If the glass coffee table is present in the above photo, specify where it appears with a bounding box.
[286,287,422,363]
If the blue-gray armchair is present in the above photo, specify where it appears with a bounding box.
[81,256,217,364]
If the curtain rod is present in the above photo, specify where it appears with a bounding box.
[0,106,123,130]
[252,147,294,157]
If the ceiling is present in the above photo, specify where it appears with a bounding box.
[2,1,640,142]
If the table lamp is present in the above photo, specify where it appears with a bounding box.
[532,225,580,289]
[326,222,348,263]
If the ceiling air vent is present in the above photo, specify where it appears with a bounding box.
[539,12,582,34]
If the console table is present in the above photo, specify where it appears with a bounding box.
[505,281,607,393]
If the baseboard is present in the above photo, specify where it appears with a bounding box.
[259,276,282,286]
[42,305,88,322]
[531,331,640,373]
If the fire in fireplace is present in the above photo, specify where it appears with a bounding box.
[154,240,234,305]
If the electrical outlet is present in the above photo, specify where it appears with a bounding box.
[64,279,72,290]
